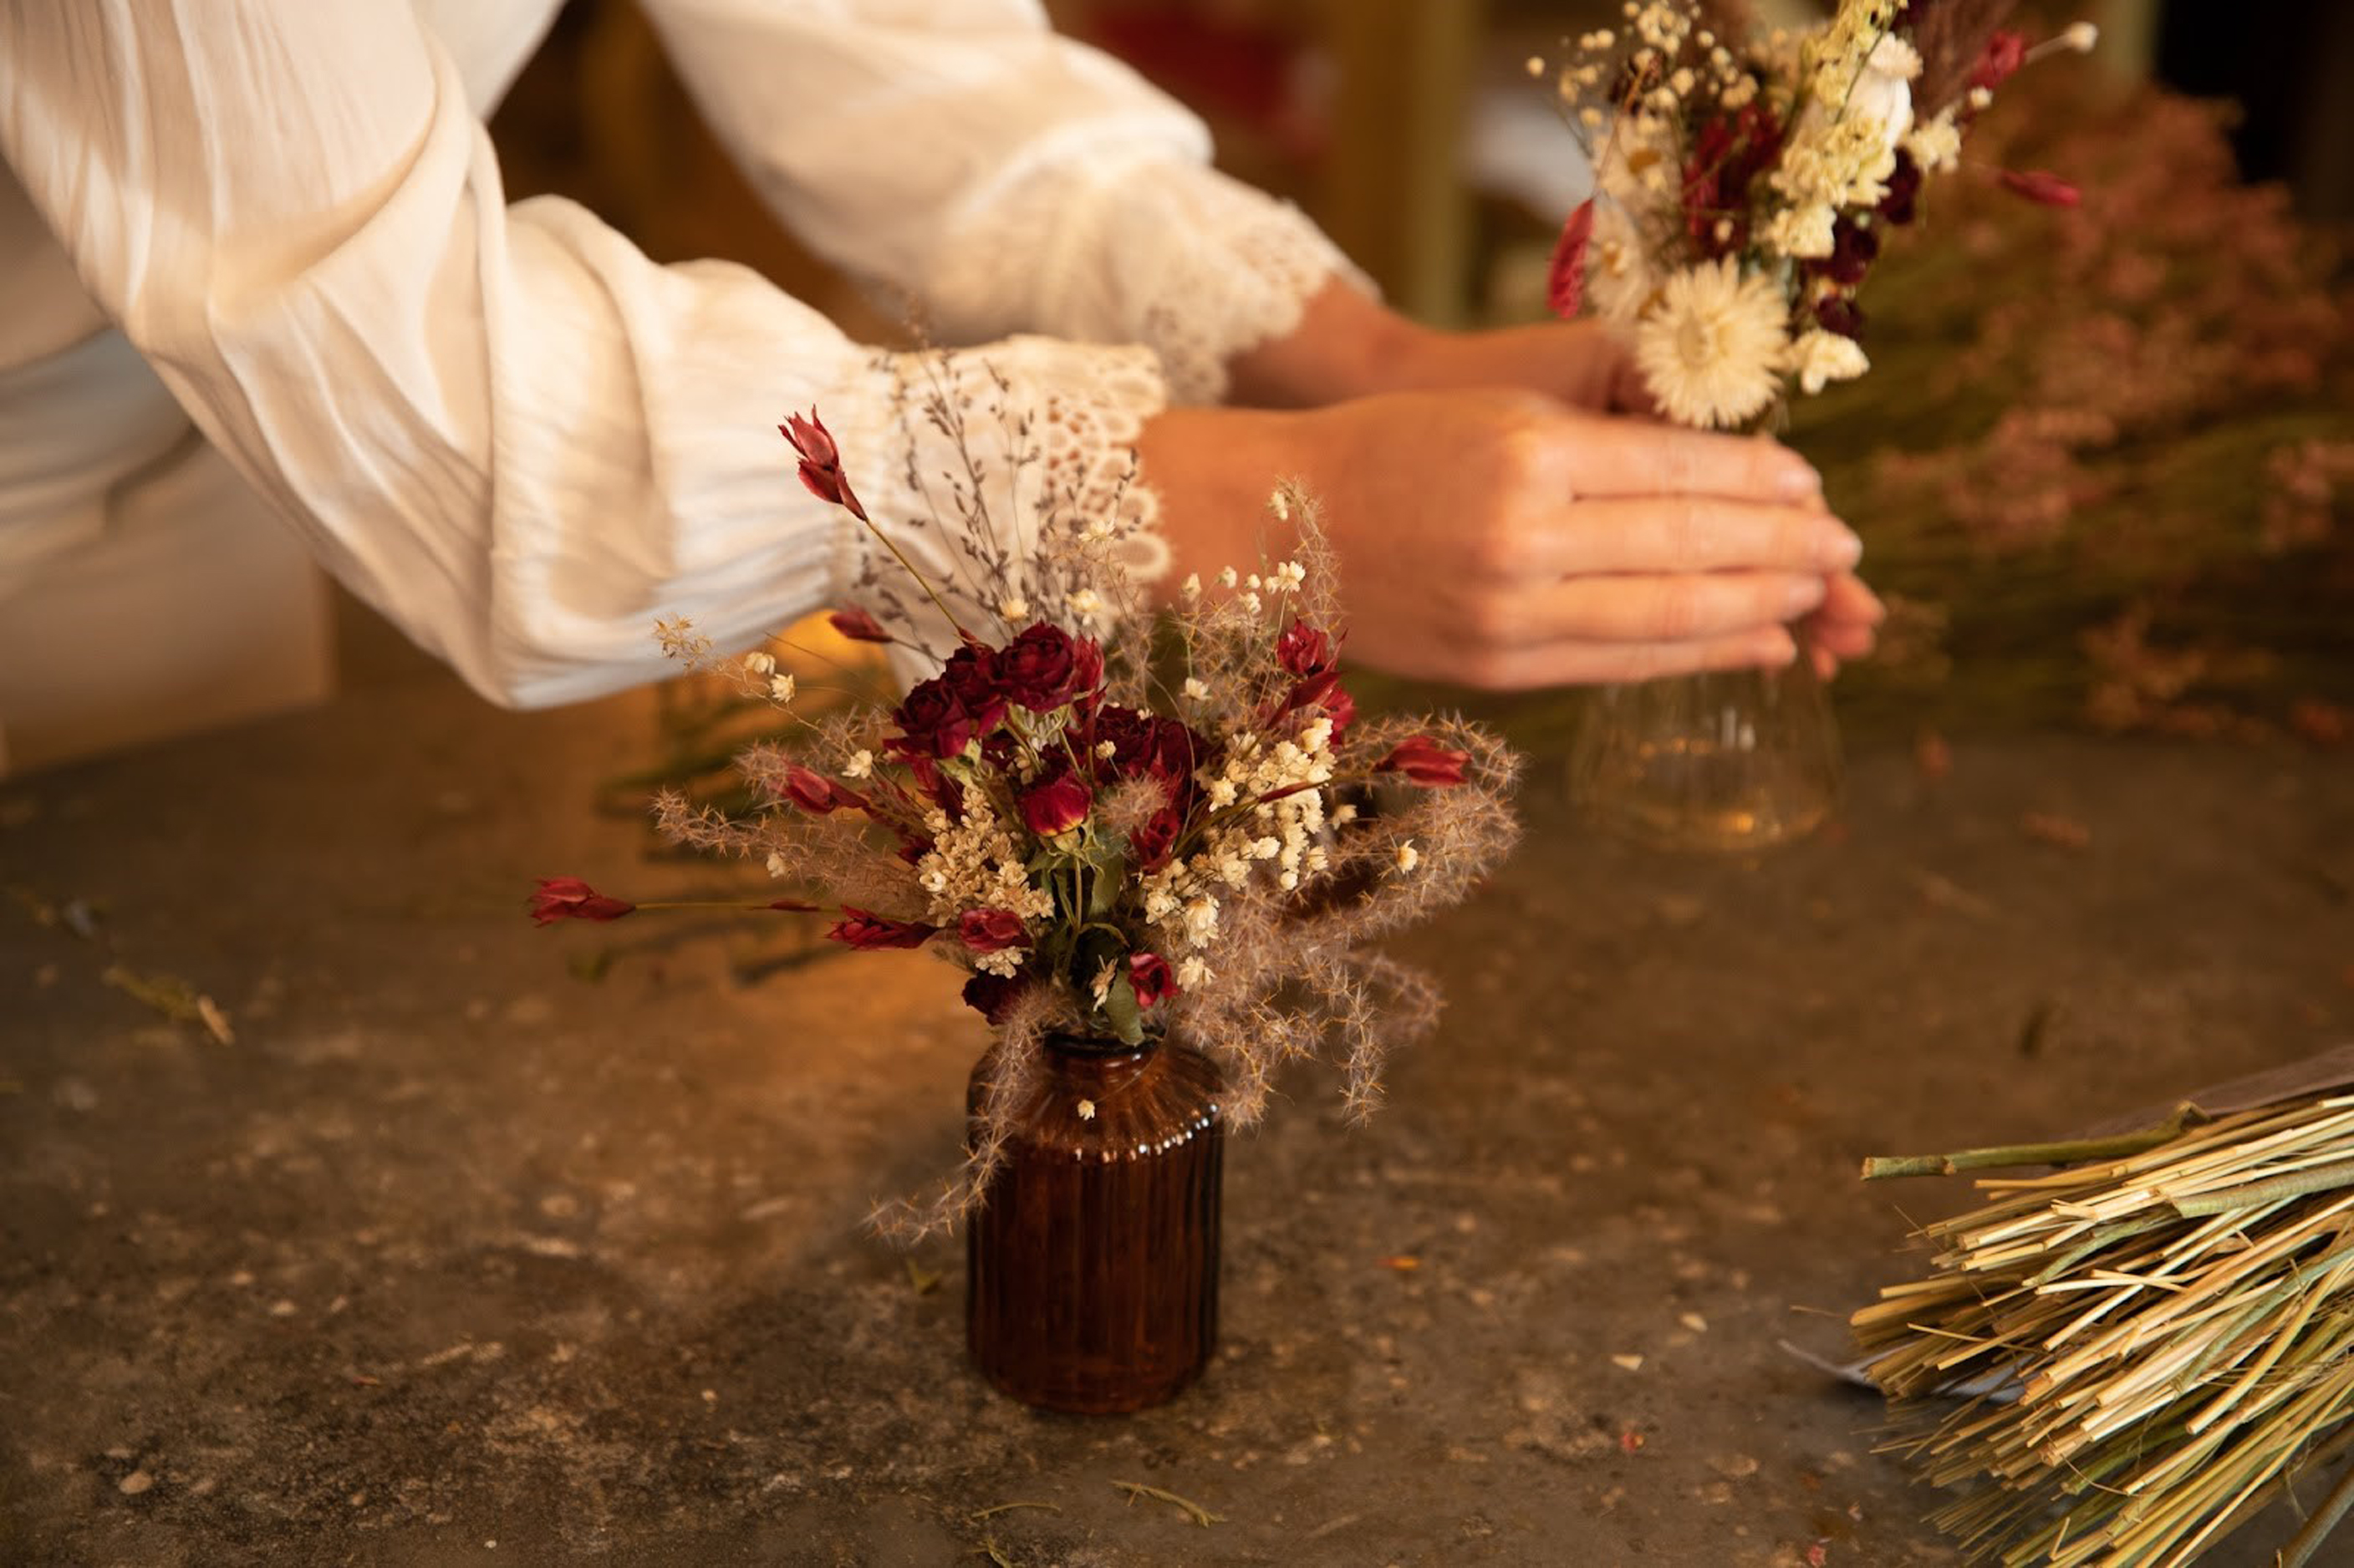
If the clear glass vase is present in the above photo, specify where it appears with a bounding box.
[965,1030,1224,1413]
[1567,637,1843,853]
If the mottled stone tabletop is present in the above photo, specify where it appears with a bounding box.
[3,663,2349,1567]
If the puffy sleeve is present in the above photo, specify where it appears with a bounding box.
[0,2,1170,708]
[638,0,1372,404]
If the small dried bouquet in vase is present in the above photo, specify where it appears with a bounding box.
[534,370,1520,1254]
[1540,0,2094,848]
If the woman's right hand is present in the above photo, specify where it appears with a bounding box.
[1136,389,1879,690]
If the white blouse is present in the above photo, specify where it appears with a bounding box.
[0,0,1360,709]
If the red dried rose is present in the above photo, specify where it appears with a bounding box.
[827,909,938,949]
[1996,168,2081,208]
[780,409,869,522]
[828,606,890,643]
[529,877,634,925]
[1018,766,1092,837]
[889,675,977,760]
[1128,951,1179,1008]
[940,644,1008,735]
[1546,198,1595,318]
[1376,735,1470,787]
[1276,619,1336,679]
[961,970,1030,1025]
[1128,805,1184,873]
[1091,706,1206,790]
[997,622,1095,711]
[956,908,1032,953]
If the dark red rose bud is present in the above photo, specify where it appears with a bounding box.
[780,408,869,522]
[1546,198,1595,319]
[780,762,863,815]
[1128,951,1179,1008]
[962,970,1030,1025]
[1814,294,1866,341]
[1996,168,2081,208]
[1822,215,1879,286]
[1877,148,1922,226]
[997,622,1084,710]
[828,606,890,643]
[1276,619,1336,679]
[827,909,939,949]
[529,877,635,925]
[1018,767,1092,837]
[956,908,1032,953]
[1969,29,2027,94]
[1376,735,1470,787]
[1128,805,1184,873]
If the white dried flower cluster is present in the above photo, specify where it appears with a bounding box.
[912,792,1053,967]
[1139,712,1338,957]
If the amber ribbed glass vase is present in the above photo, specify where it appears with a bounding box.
[965,1031,1224,1414]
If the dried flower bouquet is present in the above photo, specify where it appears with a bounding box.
[1541,0,2096,430]
[533,373,1519,1236]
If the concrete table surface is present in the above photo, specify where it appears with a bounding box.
[3,665,2350,1568]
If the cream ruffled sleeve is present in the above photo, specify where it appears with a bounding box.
[640,0,1372,404]
[0,2,1358,709]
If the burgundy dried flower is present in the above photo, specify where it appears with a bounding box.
[889,675,977,760]
[1822,215,1881,286]
[956,908,1032,954]
[827,909,938,950]
[1815,295,1867,342]
[780,409,869,522]
[828,606,890,643]
[1546,198,1595,319]
[1996,168,2082,208]
[1376,736,1470,787]
[940,644,1009,735]
[1969,29,2028,94]
[961,971,1030,1025]
[529,877,635,925]
[1878,148,1923,226]
[1276,619,1337,679]
[1128,805,1183,873]
[1018,766,1092,837]
[1129,951,1179,1008]
[997,622,1094,711]
[779,762,863,815]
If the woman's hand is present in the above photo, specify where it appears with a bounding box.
[1138,388,1879,690]
[1217,280,1882,680]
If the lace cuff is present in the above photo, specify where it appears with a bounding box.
[926,149,1373,406]
[822,336,1172,684]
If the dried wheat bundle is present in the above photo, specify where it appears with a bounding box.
[1854,1084,2354,1566]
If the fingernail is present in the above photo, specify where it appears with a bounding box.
[1819,526,1862,568]
[1785,577,1828,616]
[1779,465,1823,501]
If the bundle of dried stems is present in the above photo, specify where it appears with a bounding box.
[1856,1091,2354,1565]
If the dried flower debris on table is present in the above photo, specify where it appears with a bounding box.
[532,369,1519,1238]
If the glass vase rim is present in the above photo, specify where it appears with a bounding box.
[1038,1026,1167,1061]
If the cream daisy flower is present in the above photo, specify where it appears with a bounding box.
[1585,199,1658,326]
[1633,259,1790,430]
